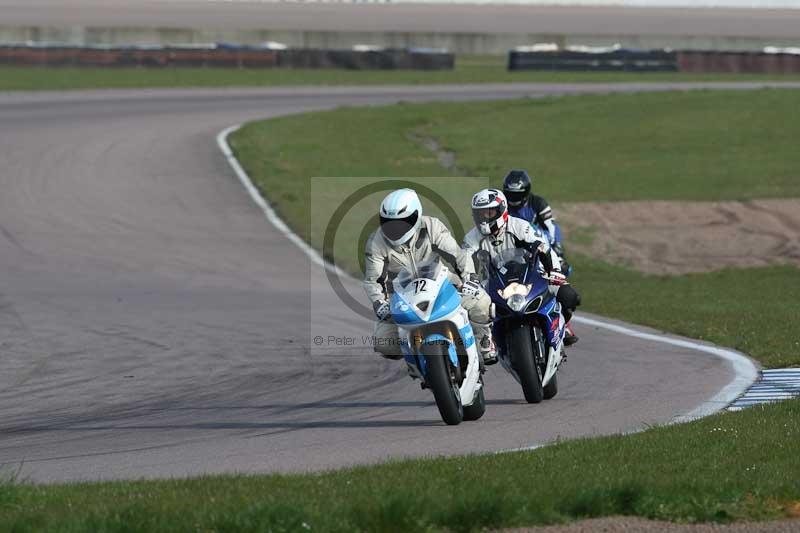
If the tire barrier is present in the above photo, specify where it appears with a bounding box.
[508,47,678,72]
[677,50,800,74]
[508,46,800,74]
[279,47,453,70]
[0,43,455,70]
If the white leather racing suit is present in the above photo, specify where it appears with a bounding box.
[462,215,561,277]
[363,215,492,358]
[464,215,582,341]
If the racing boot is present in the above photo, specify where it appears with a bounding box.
[480,335,498,366]
[564,321,579,346]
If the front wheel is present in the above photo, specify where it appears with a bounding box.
[422,342,463,425]
[463,381,486,421]
[509,324,544,404]
[543,372,558,400]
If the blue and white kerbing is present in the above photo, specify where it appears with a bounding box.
[728,368,800,411]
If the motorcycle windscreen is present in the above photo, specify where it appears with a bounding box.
[392,257,442,293]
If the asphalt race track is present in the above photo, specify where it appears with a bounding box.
[0,82,792,483]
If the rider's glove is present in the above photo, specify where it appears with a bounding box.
[373,300,391,321]
[547,271,568,287]
[461,279,483,298]
[524,240,554,272]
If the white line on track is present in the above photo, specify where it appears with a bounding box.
[217,125,354,279]
[572,316,759,423]
[216,121,759,430]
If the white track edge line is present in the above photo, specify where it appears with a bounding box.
[217,125,351,281]
[216,122,759,432]
[572,315,759,423]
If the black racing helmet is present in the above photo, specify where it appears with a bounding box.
[502,169,532,207]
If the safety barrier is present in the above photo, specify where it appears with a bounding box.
[508,46,800,73]
[0,43,455,70]
[508,47,678,72]
[677,50,800,74]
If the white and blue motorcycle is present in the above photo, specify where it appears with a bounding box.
[390,258,486,425]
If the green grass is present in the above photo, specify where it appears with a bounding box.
[573,258,800,368]
[422,90,800,202]
[231,90,800,207]
[3,56,800,90]
[230,89,800,366]
[3,399,799,531]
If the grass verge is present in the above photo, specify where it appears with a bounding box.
[3,56,800,91]
[2,399,799,531]
[229,89,800,367]
[573,258,800,368]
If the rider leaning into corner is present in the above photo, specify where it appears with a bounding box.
[363,188,498,365]
[462,188,581,347]
[502,170,579,342]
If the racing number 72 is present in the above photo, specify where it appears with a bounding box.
[413,279,428,294]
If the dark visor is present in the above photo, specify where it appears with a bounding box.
[473,207,500,224]
[380,212,418,241]
[504,190,526,206]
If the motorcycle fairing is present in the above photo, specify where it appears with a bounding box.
[390,271,460,326]
[391,260,482,408]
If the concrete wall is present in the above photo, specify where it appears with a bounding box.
[4,26,800,55]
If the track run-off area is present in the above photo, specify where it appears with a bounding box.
[1,82,797,483]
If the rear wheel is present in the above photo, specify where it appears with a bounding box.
[510,325,544,404]
[422,342,463,425]
[463,380,486,421]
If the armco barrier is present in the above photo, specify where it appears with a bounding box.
[508,47,800,73]
[0,44,454,70]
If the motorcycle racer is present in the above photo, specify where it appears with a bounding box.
[502,170,578,340]
[502,169,556,240]
[363,188,497,364]
[502,169,568,264]
[462,188,580,346]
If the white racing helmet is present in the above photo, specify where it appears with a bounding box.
[379,188,422,246]
[471,188,508,237]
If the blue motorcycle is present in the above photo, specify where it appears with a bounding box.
[390,258,485,425]
[480,248,566,403]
